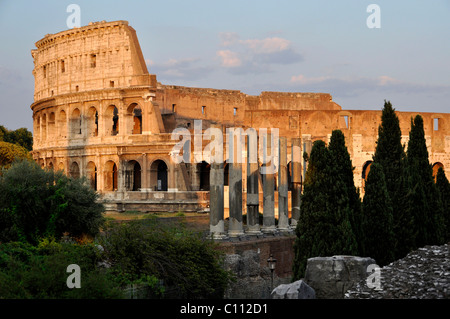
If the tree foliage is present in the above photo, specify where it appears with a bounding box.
[0,141,32,170]
[0,160,105,244]
[435,167,450,241]
[0,125,33,151]
[372,101,414,259]
[361,162,395,266]
[328,130,364,255]
[0,240,123,299]
[98,219,233,299]
[293,140,357,280]
[404,115,445,247]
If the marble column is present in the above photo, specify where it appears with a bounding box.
[209,160,227,239]
[261,133,277,234]
[246,130,261,235]
[278,137,290,231]
[291,138,302,227]
[228,162,244,237]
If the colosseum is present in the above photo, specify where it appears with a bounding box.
[30,20,450,226]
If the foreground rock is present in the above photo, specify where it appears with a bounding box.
[304,256,376,299]
[345,244,450,299]
[223,250,290,299]
[271,280,315,299]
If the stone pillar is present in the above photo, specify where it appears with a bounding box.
[246,130,262,235]
[228,162,244,237]
[261,133,277,234]
[278,137,290,231]
[291,138,302,227]
[210,161,227,239]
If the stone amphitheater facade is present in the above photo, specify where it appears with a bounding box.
[30,20,450,215]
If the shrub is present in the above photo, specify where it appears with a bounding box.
[98,219,232,299]
[0,160,105,244]
[0,239,123,299]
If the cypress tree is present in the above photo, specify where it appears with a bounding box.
[293,140,357,280]
[435,167,450,241]
[362,162,395,266]
[372,101,413,259]
[373,101,405,197]
[405,115,445,247]
[328,130,364,255]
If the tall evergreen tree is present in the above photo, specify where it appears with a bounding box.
[362,162,395,266]
[372,101,413,259]
[405,115,445,247]
[293,140,357,280]
[435,167,450,241]
[328,130,364,255]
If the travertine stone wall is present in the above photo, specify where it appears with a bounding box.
[30,20,450,213]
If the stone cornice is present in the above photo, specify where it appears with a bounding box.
[35,20,129,49]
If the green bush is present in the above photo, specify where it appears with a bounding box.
[0,160,105,244]
[0,240,123,299]
[98,219,232,299]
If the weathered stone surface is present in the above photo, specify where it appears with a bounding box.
[223,249,290,299]
[345,244,450,299]
[271,280,315,299]
[304,255,376,299]
[31,20,450,218]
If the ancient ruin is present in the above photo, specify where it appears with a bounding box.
[31,20,450,237]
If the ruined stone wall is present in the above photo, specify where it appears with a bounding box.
[30,20,450,213]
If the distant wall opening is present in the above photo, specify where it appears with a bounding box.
[150,160,168,191]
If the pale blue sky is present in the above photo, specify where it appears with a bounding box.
[1,0,449,130]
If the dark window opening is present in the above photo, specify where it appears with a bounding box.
[90,54,97,68]
[112,107,119,136]
[132,107,142,134]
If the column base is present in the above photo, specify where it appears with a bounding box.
[228,230,245,238]
[261,226,278,234]
[209,232,229,240]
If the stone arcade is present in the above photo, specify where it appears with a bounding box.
[31,20,450,235]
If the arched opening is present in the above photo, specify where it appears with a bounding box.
[126,160,142,191]
[41,114,47,141]
[48,112,56,138]
[71,108,82,136]
[59,110,67,138]
[128,103,142,135]
[87,161,97,190]
[58,162,65,173]
[104,161,118,191]
[198,161,210,191]
[362,160,373,190]
[70,162,80,179]
[288,161,292,191]
[35,115,41,143]
[432,162,444,182]
[47,162,54,171]
[106,105,119,136]
[88,107,99,137]
[224,163,229,186]
[150,160,168,191]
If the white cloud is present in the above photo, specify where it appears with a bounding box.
[219,32,240,47]
[216,33,303,74]
[377,75,398,86]
[241,37,291,54]
[290,74,333,85]
[216,50,242,67]
[149,58,212,81]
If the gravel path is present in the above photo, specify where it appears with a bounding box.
[345,244,450,299]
